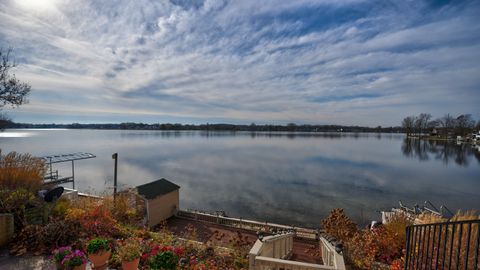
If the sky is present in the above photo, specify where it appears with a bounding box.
[0,0,479,126]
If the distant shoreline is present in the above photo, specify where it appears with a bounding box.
[3,122,404,133]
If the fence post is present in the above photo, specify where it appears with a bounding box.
[405,226,411,270]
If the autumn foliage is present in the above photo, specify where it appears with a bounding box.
[0,150,45,192]
[321,208,357,244]
[321,209,411,270]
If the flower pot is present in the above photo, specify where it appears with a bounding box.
[121,258,140,270]
[88,250,111,268]
[72,263,87,270]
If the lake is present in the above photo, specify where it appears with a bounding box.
[1,129,479,227]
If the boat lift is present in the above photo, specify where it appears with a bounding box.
[41,152,96,189]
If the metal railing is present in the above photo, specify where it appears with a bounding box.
[177,209,319,240]
[405,219,480,270]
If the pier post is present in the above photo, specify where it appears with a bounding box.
[112,153,118,199]
[71,160,75,189]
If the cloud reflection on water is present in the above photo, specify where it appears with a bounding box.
[1,129,479,227]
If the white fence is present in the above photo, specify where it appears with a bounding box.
[177,209,319,240]
[248,233,345,270]
[319,237,346,270]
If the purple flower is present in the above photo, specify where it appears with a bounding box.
[52,246,73,263]
[61,249,87,267]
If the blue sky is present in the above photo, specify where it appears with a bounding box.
[0,0,479,126]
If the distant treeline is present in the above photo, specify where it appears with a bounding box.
[401,113,480,137]
[5,121,405,133]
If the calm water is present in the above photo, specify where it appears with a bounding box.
[1,129,479,227]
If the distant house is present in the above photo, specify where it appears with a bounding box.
[135,178,180,227]
[473,131,480,141]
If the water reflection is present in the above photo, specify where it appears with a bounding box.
[1,129,479,227]
[118,130,404,140]
[401,138,480,166]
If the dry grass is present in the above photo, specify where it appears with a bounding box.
[0,150,45,192]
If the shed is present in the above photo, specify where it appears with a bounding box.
[136,178,180,227]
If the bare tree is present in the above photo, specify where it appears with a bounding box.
[1,48,31,108]
[410,113,432,136]
[402,116,416,136]
[417,113,432,135]
[436,114,456,138]
[455,114,475,136]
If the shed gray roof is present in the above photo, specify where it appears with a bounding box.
[136,178,180,200]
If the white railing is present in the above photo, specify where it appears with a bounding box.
[256,233,294,259]
[320,237,345,270]
[253,257,335,270]
[249,233,345,270]
[177,209,319,240]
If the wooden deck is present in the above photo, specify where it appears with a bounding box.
[166,216,322,264]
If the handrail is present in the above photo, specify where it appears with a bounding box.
[423,200,441,215]
[409,219,480,227]
[440,205,454,217]
[255,256,336,270]
[320,237,346,270]
[248,233,346,270]
[177,209,319,239]
[399,200,417,214]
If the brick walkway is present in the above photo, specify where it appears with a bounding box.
[166,216,322,264]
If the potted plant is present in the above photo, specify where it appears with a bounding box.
[52,246,72,270]
[117,238,142,270]
[86,238,111,268]
[62,250,88,270]
[146,245,181,270]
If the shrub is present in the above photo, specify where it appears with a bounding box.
[321,208,358,244]
[67,204,119,237]
[345,229,378,269]
[0,150,45,192]
[117,237,142,262]
[0,188,36,228]
[105,192,144,226]
[51,198,71,218]
[344,215,411,269]
[148,250,178,270]
[143,244,183,270]
[10,224,44,256]
[10,219,82,255]
[87,238,110,254]
[43,219,82,249]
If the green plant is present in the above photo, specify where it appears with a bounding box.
[148,250,178,270]
[52,246,72,263]
[87,238,110,254]
[52,198,71,218]
[117,237,142,262]
[0,188,36,229]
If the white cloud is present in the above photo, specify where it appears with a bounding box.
[1,0,479,125]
